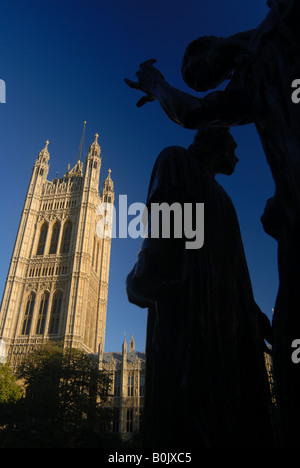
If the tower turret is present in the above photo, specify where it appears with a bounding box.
[84,133,102,189]
[30,140,50,189]
[102,168,114,203]
[129,334,135,352]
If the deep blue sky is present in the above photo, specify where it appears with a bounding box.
[0,0,278,353]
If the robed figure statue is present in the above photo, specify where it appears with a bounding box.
[127,127,276,447]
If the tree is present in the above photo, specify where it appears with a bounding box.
[0,363,22,403]
[0,344,114,447]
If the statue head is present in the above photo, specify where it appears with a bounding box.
[181,35,248,92]
[190,126,239,175]
[267,0,294,18]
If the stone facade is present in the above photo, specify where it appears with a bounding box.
[0,131,114,367]
[100,334,145,436]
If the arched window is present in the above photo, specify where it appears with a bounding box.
[126,409,133,433]
[49,222,60,254]
[22,292,35,335]
[140,373,145,397]
[36,223,48,255]
[128,373,134,396]
[49,291,63,334]
[35,291,49,335]
[60,221,72,254]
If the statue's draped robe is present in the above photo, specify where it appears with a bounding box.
[127,147,275,447]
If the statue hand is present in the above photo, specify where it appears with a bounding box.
[124,59,165,107]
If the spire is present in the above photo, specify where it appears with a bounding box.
[34,139,50,180]
[129,334,135,352]
[78,121,86,163]
[88,132,101,158]
[38,140,50,157]
[36,140,50,164]
[103,168,114,192]
[122,332,127,357]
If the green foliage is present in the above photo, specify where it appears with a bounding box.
[0,363,22,403]
[0,344,119,447]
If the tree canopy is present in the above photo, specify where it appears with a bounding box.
[0,344,122,448]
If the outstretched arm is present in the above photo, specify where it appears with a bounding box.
[125,59,253,129]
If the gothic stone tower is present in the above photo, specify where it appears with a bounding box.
[0,131,114,366]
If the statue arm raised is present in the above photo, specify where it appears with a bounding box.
[125,59,253,129]
[153,81,253,129]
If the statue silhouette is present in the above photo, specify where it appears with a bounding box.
[127,127,276,447]
[125,0,300,446]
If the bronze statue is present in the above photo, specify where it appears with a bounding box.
[127,127,276,447]
[125,0,300,446]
